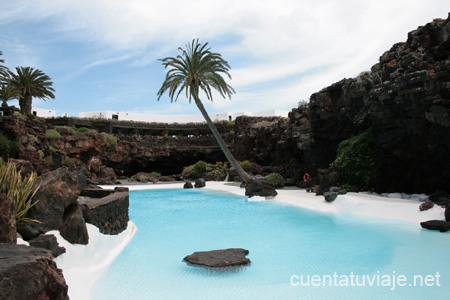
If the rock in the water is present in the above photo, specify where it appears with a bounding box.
[28,234,66,258]
[419,201,434,211]
[183,181,193,189]
[245,180,277,198]
[184,248,250,268]
[420,220,450,232]
[0,194,16,244]
[194,178,206,188]
[16,220,41,240]
[59,204,89,245]
[0,244,69,299]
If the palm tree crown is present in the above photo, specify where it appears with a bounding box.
[157,39,252,183]
[157,39,235,104]
[9,66,55,114]
[0,51,9,83]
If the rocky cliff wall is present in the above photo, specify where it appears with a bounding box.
[285,15,449,193]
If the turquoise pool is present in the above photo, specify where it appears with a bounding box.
[91,189,450,299]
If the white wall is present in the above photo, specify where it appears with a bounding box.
[78,109,289,123]
[32,107,56,118]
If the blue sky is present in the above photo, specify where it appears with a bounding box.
[1,0,449,117]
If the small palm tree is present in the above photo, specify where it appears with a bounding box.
[8,66,55,114]
[157,39,252,183]
[0,84,20,108]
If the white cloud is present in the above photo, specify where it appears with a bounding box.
[2,0,449,115]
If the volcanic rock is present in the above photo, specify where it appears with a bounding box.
[28,234,66,258]
[0,194,16,244]
[184,248,250,268]
[0,244,69,299]
[245,180,278,198]
[420,220,450,232]
[183,181,193,189]
[194,178,206,188]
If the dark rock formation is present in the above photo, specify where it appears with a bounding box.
[195,178,206,188]
[420,220,450,232]
[245,180,278,198]
[445,203,450,221]
[79,187,129,235]
[184,181,193,189]
[324,191,338,203]
[184,248,250,268]
[27,168,87,234]
[28,234,66,258]
[16,221,41,241]
[0,194,16,244]
[419,201,435,211]
[59,204,89,245]
[0,243,69,299]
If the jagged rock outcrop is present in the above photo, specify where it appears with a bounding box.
[28,234,66,258]
[26,168,87,235]
[0,244,69,300]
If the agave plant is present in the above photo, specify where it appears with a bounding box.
[0,158,40,222]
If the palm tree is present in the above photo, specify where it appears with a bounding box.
[0,84,20,108]
[157,39,252,184]
[0,51,9,84]
[8,66,55,114]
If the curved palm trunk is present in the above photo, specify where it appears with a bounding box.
[20,94,33,115]
[194,96,252,183]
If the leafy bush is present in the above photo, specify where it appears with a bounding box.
[0,158,40,222]
[192,160,207,178]
[331,128,374,188]
[73,126,90,133]
[13,111,25,121]
[238,160,253,170]
[207,161,228,179]
[265,172,285,188]
[100,132,118,148]
[45,129,61,147]
[0,133,20,159]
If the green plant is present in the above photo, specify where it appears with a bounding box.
[192,160,207,178]
[55,125,75,135]
[331,128,374,188]
[238,160,251,169]
[207,161,228,179]
[100,132,118,148]
[45,129,61,147]
[44,155,53,168]
[64,157,81,169]
[37,150,44,159]
[13,111,26,121]
[0,132,20,159]
[27,133,38,145]
[149,171,162,177]
[0,158,40,222]
[74,127,90,133]
[265,172,285,188]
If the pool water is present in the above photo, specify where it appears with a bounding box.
[91,189,450,299]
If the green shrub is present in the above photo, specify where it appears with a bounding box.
[0,158,39,222]
[238,160,253,170]
[0,133,20,159]
[45,129,61,147]
[73,126,90,133]
[149,171,162,177]
[13,111,25,121]
[64,157,81,169]
[331,128,374,188]
[100,132,118,148]
[207,161,228,179]
[44,155,54,168]
[265,172,285,188]
[192,160,207,178]
[55,126,75,135]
